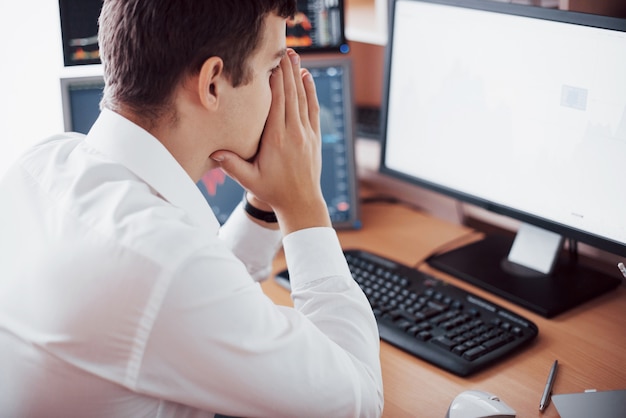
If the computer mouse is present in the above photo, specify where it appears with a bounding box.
[446,390,516,418]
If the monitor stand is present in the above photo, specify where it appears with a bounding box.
[427,224,621,318]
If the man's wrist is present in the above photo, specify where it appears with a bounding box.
[243,193,278,223]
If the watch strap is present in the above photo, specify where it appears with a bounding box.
[243,194,278,223]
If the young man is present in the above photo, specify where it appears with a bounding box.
[0,1,383,417]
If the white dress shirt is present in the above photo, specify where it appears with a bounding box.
[0,109,383,418]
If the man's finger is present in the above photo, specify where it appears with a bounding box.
[281,50,299,126]
[266,65,286,132]
[302,69,319,137]
[288,50,309,126]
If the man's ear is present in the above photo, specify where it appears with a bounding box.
[198,57,225,110]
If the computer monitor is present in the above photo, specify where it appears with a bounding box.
[380,0,626,317]
[60,76,105,134]
[58,0,348,67]
[287,0,349,54]
[199,56,361,229]
[58,0,103,66]
[60,57,360,229]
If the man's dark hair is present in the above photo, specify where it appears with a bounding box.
[98,0,296,120]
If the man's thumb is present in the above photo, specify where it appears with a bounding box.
[210,150,253,186]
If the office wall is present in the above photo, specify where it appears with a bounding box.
[0,1,65,177]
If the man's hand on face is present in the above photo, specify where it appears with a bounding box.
[211,49,331,234]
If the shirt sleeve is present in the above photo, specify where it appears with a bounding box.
[136,227,383,418]
[218,202,283,281]
[284,227,382,362]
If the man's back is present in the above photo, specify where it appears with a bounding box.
[0,133,211,416]
[0,120,383,417]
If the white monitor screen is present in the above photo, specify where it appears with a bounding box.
[382,0,626,254]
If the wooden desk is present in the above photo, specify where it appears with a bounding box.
[262,202,626,417]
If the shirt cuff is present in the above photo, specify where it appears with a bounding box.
[219,202,283,281]
[282,227,351,289]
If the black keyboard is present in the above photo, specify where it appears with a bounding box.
[275,249,538,377]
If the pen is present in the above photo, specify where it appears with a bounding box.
[539,360,558,412]
[618,262,626,280]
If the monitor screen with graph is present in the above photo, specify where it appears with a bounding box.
[60,57,360,229]
[58,0,348,67]
[59,0,103,66]
[287,0,349,53]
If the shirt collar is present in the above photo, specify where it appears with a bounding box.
[85,109,220,232]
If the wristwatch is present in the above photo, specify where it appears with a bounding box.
[243,193,278,223]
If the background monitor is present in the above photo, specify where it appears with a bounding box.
[60,57,360,229]
[199,56,360,229]
[380,0,626,317]
[287,0,349,54]
[60,75,105,134]
[58,0,103,66]
[58,0,348,67]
